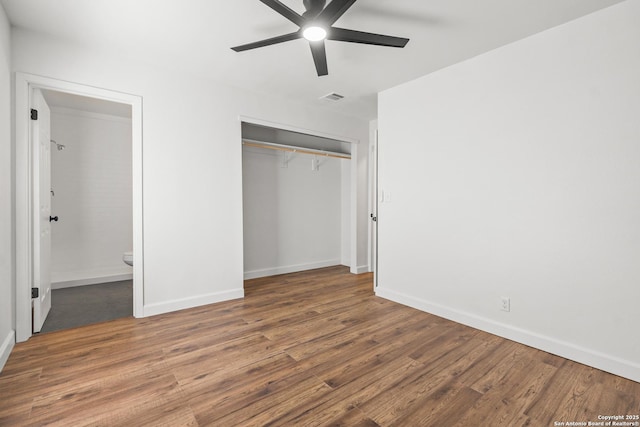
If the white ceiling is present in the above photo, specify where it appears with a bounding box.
[1,0,626,120]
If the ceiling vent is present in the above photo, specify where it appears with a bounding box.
[320,92,345,102]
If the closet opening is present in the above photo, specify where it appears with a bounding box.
[241,121,353,282]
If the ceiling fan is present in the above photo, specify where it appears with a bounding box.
[231,0,410,76]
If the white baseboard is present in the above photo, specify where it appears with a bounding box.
[244,259,341,280]
[0,330,15,373]
[351,264,370,275]
[375,287,640,383]
[143,288,244,317]
[53,272,134,289]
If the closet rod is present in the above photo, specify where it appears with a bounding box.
[242,139,351,160]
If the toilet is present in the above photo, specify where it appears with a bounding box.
[123,251,133,266]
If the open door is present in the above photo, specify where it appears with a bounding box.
[32,88,52,332]
[371,130,379,287]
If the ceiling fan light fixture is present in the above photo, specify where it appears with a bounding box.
[303,26,327,42]
[231,0,410,77]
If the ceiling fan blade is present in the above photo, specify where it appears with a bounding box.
[231,31,302,52]
[328,27,409,48]
[259,0,305,27]
[309,41,328,76]
[302,0,326,19]
[317,0,357,26]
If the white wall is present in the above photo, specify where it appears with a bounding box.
[50,107,133,287]
[11,28,370,318]
[0,2,14,371]
[377,0,640,382]
[243,146,343,278]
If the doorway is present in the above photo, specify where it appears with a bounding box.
[15,73,144,342]
[40,89,133,333]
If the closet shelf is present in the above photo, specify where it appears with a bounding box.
[242,139,351,160]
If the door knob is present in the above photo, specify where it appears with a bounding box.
[49,216,59,222]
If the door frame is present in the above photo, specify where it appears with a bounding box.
[239,115,360,275]
[369,129,378,287]
[15,72,144,342]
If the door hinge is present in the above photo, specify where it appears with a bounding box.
[30,109,38,120]
[31,287,39,298]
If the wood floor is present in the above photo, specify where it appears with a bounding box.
[1,266,638,426]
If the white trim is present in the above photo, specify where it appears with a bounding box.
[368,123,378,284]
[50,106,132,123]
[375,287,640,383]
[14,72,144,343]
[351,264,370,275]
[349,142,359,275]
[52,273,133,289]
[0,330,15,373]
[143,288,244,317]
[244,259,342,280]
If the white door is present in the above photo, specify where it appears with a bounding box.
[371,130,378,287]
[32,88,52,332]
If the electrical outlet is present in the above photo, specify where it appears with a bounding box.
[500,297,510,312]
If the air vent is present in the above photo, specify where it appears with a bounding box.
[320,92,345,102]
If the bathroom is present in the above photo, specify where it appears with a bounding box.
[41,89,133,332]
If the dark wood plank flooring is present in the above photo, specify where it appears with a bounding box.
[1,266,638,426]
